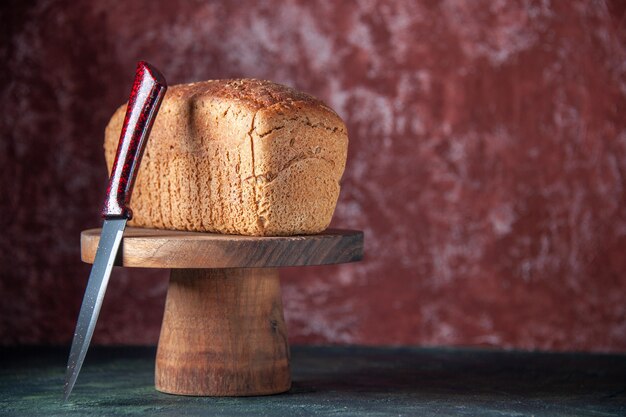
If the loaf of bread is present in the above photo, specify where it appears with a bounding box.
[104,79,348,236]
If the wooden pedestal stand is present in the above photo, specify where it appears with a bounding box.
[81,227,363,397]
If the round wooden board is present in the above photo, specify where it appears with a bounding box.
[81,227,364,269]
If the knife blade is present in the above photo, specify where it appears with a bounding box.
[63,61,167,401]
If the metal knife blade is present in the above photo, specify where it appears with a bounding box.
[63,61,167,401]
[63,218,125,400]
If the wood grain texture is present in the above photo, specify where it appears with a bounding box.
[81,227,364,268]
[155,268,290,396]
[81,226,363,396]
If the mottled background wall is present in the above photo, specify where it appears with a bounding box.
[1,0,625,352]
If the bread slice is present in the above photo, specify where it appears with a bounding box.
[104,79,348,236]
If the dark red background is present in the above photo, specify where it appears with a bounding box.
[1,0,625,351]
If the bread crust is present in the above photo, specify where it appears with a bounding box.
[104,79,348,236]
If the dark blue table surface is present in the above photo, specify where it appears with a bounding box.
[1,346,624,416]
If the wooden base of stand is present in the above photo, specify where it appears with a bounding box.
[156,268,290,396]
[81,227,363,397]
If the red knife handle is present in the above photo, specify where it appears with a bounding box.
[102,61,167,219]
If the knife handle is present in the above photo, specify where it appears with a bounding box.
[102,61,167,219]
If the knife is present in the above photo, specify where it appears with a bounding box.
[63,61,167,401]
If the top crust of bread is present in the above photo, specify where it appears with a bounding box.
[173,78,331,110]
